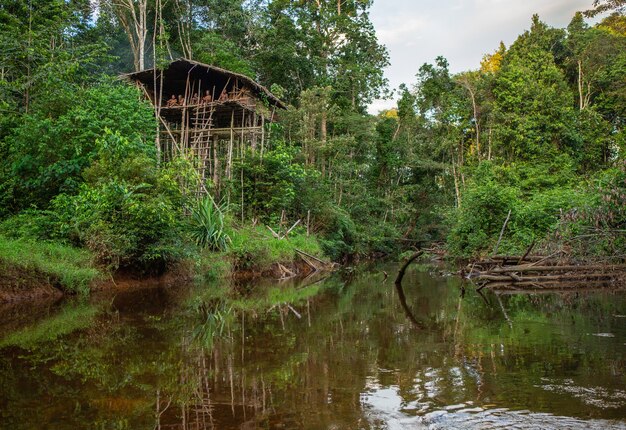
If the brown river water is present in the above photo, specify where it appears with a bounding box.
[0,264,625,429]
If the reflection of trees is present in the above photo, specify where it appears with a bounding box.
[2,272,626,428]
[441,284,626,418]
[104,283,626,424]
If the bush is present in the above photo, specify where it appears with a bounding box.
[1,79,155,213]
[447,174,519,257]
[550,161,626,257]
[317,205,357,261]
[447,161,587,257]
[510,187,587,247]
[0,210,59,241]
[235,145,307,221]
[51,130,192,273]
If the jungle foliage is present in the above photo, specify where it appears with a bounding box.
[0,0,625,281]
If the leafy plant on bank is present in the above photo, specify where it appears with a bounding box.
[0,79,155,215]
[189,196,231,252]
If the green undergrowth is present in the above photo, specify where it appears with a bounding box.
[0,236,102,295]
[196,225,324,280]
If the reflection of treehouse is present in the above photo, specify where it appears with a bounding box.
[125,59,285,196]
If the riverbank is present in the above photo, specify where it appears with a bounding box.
[0,236,102,302]
[195,225,327,281]
[0,226,328,303]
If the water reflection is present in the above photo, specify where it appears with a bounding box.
[0,266,625,429]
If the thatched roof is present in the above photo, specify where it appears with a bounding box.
[124,58,286,109]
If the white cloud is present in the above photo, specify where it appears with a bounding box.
[367,0,599,114]
[376,16,429,46]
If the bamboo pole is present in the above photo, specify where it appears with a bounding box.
[306,210,311,237]
[227,109,234,180]
[260,115,265,162]
[241,107,245,223]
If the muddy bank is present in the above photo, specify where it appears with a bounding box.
[231,259,318,281]
[0,264,64,303]
[0,254,331,305]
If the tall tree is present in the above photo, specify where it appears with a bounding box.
[414,57,469,206]
[0,0,105,113]
[492,15,575,161]
[99,0,150,71]
[256,0,389,111]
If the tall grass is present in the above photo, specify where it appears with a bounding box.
[228,225,323,270]
[195,225,325,279]
[0,236,101,295]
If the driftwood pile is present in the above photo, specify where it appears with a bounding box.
[465,254,626,291]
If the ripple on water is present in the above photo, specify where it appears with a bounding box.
[361,383,626,430]
[421,407,626,430]
[537,378,626,409]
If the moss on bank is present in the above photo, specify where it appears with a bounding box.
[0,225,327,302]
[195,226,325,281]
[0,236,102,297]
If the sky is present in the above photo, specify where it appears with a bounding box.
[368,0,598,113]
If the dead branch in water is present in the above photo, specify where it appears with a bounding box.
[395,251,424,286]
[492,209,512,256]
[393,250,425,329]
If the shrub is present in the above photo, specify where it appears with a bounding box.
[447,176,519,257]
[317,205,357,261]
[235,145,307,221]
[1,79,155,212]
[510,187,586,246]
[0,210,58,240]
[447,160,588,257]
[551,161,626,257]
[51,130,192,273]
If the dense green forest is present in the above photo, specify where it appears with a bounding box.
[0,0,625,286]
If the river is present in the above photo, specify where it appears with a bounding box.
[1,264,625,429]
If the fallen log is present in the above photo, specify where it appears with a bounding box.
[479,279,616,290]
[496,286,624,295]
[469,252,626,292]
[487,264,626,274]
[295,248,327,265]
[490,255,556,262]
[475,273,614,282]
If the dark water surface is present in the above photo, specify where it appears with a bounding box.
[1,265,626,429]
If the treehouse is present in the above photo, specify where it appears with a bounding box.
[125,59,285,194]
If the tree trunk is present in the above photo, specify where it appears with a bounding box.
[451,151,461,208]
[110,0,149,72]
[578,60,585,110]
